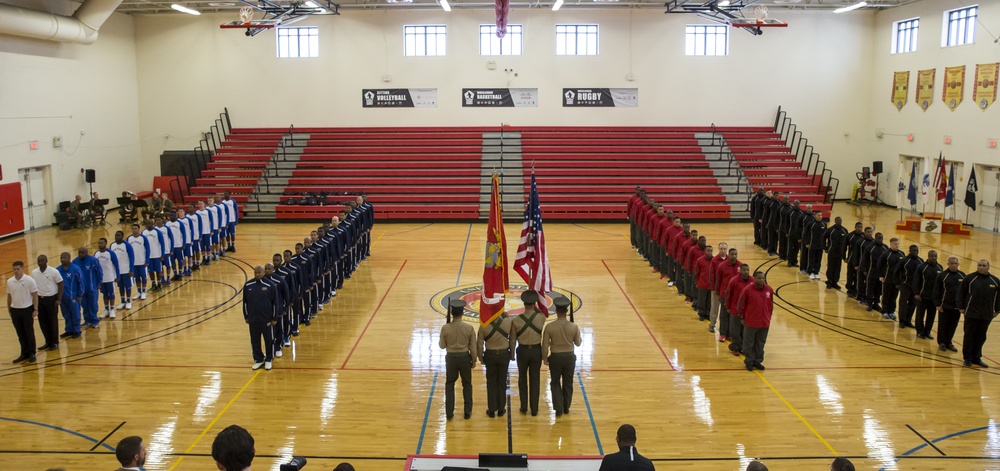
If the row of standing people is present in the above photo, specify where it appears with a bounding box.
[242,197,374,371]
[749,187,998,368]
[5,194,240,364]
[627,188,776,372]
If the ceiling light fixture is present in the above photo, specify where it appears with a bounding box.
[171,4,202,14]
[833,1,867,13]
[718,1,731,6]
[552,0,562,10]
[440,0,451,11]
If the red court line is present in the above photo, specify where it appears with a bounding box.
[340,260,408,369]
[601,259,678,371]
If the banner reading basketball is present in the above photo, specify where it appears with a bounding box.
[916,69,935,111]
[973,63,999,111]
[943,66,966,111]
[480,174,509,325]
[891,71,909,110]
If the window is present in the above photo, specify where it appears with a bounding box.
[480,24,523,56]
[555,24,598,56]
[276,27,318,58]
[404,25,447,56]
[685,25,728,56]
[943,5,976,47]
[891,18,919,53]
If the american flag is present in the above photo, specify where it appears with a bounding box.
[514,171,551,315]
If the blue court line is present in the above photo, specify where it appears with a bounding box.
[456,223,472,287]
[415,371,440,454]
[0,416,116,452]
[577,371,604,456]
[877,425,992,471]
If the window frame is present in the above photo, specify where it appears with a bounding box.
[403,24,448,57]
[479,24,524,56]
[942,5,977,47]
[684,24,729,57]
[555,24,599,56]
[275,26,319,59]
[891,17,919,54]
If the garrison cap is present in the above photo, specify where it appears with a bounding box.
[553,297,571,310]
[449,299,467,310]
[520,290,540,304]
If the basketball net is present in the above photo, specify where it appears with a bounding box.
[240,6,254,25]
[752,5,768,24]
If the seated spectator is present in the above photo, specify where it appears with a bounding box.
[119,191,140,223]
[212,424,255,471]
[163,194,175,214]
[830,457,855,471]
[114,435,146,470]
[90,191,106,224]
[68,195,83,221]
[151,193,164,218]
[598,424,654,471]
[746,461,768,471]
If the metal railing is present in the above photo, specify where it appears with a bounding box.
[771,106,837,211]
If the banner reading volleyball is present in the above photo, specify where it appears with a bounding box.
[943,66,966,111]
[480,174,509,325]
[973,62,999,111]
[892,71,909,110]
[916,68,935,111]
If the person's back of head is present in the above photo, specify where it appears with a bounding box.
[333,463,356,471]
[212,424,255,471]
[115,435,144,467]
[616,423,637,446]
[830,457,855,471]
[746,460,768,471]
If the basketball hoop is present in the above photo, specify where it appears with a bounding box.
[239,6,254,24]
[752,5,768,21]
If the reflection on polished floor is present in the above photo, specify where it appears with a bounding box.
[0,204,999,470]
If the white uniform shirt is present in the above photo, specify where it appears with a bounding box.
[6,275,38,309]
[142,229,163,258]
[216,203,229,227]
[95,250,118,284]
[166,220,185,247]
[30,267,63,297]
[207,205,221,231]
[109,242,132,274]
[196,209,212,235]
[155,226,173,251]
[222,199,238,223]
[186,214,200,240]
[128,235,148,265]
[178,217,193,246]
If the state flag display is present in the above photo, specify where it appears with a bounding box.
[934,153,948,201]
[480,173,509,325]
[513,171,552,315]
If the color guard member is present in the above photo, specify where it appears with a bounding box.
[542,296,581,417]
[439,299,476,420]
[512,290,545,416]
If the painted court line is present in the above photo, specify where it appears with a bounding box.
[754,370,838,456]
[0,417,116,452]
[456,223,472,287]
[415,371,439,454]
[601,260,678,370]
[339,260,408,369]
[167,369,263,471]
[577,371,604,455]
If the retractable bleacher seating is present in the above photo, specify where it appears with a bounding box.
[190,125,830,222]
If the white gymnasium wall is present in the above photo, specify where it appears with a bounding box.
[134,8,877,197]
[0,10,141,218]
[870,0,1000,223]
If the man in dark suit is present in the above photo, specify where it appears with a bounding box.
[598,424,655,471]
[114,435,145,470]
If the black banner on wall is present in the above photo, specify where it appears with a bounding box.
[461,88,538,107]
[362,89,437,108]
[562,88,638,107]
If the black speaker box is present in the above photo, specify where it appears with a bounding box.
[85,169,96,183]
[873,161,883,175]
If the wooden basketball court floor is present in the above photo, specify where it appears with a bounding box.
[1,204,999,471]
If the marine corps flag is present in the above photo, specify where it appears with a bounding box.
[481,174,509,325]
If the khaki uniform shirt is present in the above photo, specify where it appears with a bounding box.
[542,317,582,355]
[477,317,516,359]
[439,320,476,356]
[512,307,546,346]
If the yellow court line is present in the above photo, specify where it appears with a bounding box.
[754,370,839,456]
[371,231,385,247]
[167,369,263,470]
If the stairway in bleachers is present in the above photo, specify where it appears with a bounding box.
[187,125,831,222]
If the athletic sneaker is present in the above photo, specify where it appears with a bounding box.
[140,293,147,300]
[251,362,264,370]
[264,361,272,370]
[318,304,324,311]
[100,309,110,319]
[275,349,283,358]
[283,339,291,347]
[131,293,141,300]
[125,302,132,309]
[109,309,116,319]
[116,303,125,310]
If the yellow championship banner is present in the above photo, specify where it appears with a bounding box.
[943,66,966,111]
[891,71,909,110]
[916,68,935,111]
[973,62,999,111]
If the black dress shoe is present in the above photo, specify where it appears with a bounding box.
[447,415,454,420]
[487,411,495,418]
[498,409,506,417]
[11,356,26,364]
[59,332,73,338]
[464,412,472,420]
[916,333,926,339]
[754,364,766,370]
[904,322,916,328]
[47,344,58,351]
[519,408,527,414]
[745,363,754,371]
[555,411,563,417]
[974,360,990,368]
[37,344,50,351]
[26,356,35,363]
[531,411,538,416]
[964,361,972,367]
[563,409,570,414]
[925,334,934,340]
[947,345,958,352]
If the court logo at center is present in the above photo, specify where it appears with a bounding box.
[430,283,582,321]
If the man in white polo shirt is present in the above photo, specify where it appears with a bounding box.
[31,254,63,352]
[7,261,39,363]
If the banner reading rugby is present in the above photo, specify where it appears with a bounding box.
[562,88,638,107]
[462,88,538,107]
[361,88,437,108]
